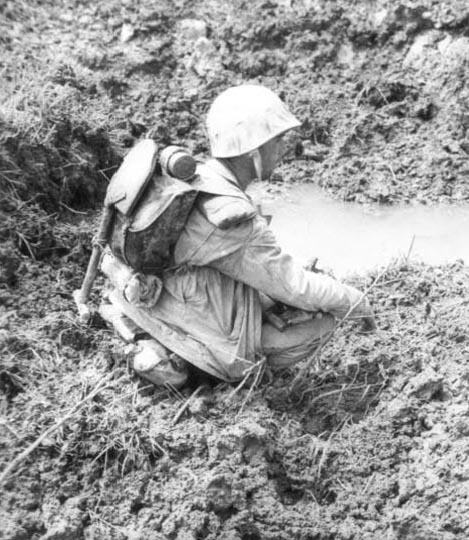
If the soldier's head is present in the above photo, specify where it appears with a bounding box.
[206,84,300,182]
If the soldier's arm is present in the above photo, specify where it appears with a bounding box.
[211,216,374,321]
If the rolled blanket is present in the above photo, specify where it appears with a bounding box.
[100,250,163,308]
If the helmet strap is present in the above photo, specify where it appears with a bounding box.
[249,149,263,181]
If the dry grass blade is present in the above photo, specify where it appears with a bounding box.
[0,374,113,486]
[305,382,384,413]
[289,265,390,393]
[58,201,88,215]
[228,356,267,401]
[228,371,252,400]
[88,511,126,534]
[405,234,416,262]
[236,357,266,418]
[0,421,21,440]
[172,385,204,425]
[165,382,186,402]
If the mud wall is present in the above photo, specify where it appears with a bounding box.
[2,0,469,215]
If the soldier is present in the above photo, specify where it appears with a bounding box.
[109,84,376,387]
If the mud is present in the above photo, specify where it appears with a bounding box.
[2,0,469,211]
[1,1,469,539]
[2,257,469,539]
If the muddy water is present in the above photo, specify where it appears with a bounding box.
[249,183,469,277]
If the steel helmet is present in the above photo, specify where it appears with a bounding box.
[206,84,300,158]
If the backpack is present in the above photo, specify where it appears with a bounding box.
[107,139,198,275]
[75,139,199,321]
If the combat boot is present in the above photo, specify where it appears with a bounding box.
[133,339,189,388]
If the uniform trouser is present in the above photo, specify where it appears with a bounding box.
[261,314,335,368]
[106,288,335,378]
[102,255,337,380]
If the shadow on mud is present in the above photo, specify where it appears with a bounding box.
[261,358,388,509]
[267,358,387,436]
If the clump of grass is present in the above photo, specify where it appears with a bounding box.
[0,334,169,484]
[0,45,122,217]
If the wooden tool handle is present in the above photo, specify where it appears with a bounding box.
[74,206,114,322]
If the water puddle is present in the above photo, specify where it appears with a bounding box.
[248,183,469,277]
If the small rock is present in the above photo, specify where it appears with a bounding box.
[205,473,233,511]
[78,15,92,25]
[403,31,438,69]
[414,99,436,121]
[179,19,207,41]
[0,309,17,329]
[405,367,444,400]
[41,496,84,540]
[301,0,322,10]
[437,35,453,54]
[207,420,267,463]
[442,141,461,154]
[188,396,207,416]
[414,468,440,492]
[188,37,222,77]
[454,419,469,437]
[459,140,469,154]
[397,476,415,504]
[373,8,388,26]
[336,42,355,68]
[121,23,135,43]
[59,13,74,23]
[439,36,469,62]
[387,397,414,420]
[297,141,329,162]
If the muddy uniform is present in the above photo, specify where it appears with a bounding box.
[113,159,369,382]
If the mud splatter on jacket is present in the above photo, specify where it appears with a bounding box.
[119,159,368,382]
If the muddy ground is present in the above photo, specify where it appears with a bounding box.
[1,1,469,539]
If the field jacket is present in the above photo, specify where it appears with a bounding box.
[117,159,368,381]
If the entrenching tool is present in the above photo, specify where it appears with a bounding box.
[73,140,197,323]
[73,200,114,323]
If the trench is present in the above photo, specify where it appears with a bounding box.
[249,183,469,277]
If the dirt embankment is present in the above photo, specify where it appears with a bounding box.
[2,259,469,539]
[2,0,469,215]
[1,1,469,539]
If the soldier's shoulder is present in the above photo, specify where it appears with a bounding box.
[193,161,257,229]
[197,193,256,229]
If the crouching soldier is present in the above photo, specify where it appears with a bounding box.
[97,84,376,387]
